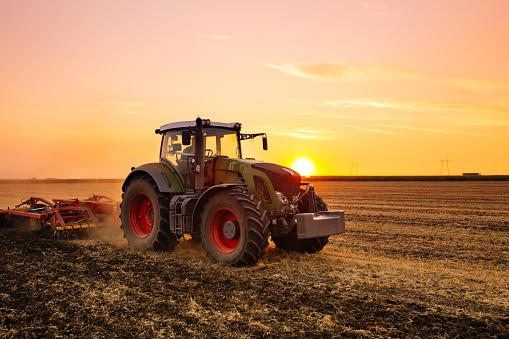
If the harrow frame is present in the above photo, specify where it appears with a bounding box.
[0,195,119,236]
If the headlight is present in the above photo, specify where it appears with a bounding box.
[275,191,288,204]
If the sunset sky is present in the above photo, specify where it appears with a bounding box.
[1,0,508,179]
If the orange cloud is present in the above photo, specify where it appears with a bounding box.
[264,62,362,81]
[261,125,337,140]
[372,124,491,137]
[265,62,509,93]
[336,123,397,135]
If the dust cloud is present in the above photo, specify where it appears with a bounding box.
[86,221,126,247]
[173,236,209,261]
[87,224,210,260]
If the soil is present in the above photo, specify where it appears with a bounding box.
[1,181,508,338]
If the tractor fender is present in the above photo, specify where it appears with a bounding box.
[192,183,247,223]
[123,163,185,193]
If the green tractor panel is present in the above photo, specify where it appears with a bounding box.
[120,118,345,266]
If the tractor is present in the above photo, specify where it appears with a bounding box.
[120,118,345,266]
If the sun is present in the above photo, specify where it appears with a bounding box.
[291,156,316,177]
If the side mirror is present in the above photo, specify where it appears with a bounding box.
[182,130,191,145]
[262,134,268,150]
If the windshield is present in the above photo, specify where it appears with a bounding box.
[161,128,240,168]
[204,128,239,158]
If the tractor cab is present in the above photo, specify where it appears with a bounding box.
[157,119,266,190]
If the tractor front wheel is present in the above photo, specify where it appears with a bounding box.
[199,190,269,266]
[121,176,178,251]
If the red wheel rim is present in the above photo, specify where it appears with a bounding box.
[129,193,153,238]
[210,208,239,254]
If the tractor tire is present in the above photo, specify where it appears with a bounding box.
[272,193,329,253]
[199,190,269,266]
[121,176,178,251]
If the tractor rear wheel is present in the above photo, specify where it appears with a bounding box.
[199,190,269,266]
[272,194,329,253]
[121,176,178,251]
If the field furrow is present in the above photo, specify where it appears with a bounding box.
[1,180,508,338]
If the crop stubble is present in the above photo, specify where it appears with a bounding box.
[1,181,508,338]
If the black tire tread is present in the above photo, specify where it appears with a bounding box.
[200,190,269,266]
[120,176,177,252]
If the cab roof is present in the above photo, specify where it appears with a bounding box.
[157,120,242,134]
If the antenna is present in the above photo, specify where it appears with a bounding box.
[441,159,450,175]
[351,162,358,176]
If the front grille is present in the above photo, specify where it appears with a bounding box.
[252,163,301,199]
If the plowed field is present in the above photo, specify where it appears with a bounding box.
[1,181,508,338]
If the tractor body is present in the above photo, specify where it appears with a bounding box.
[121,118,345,265]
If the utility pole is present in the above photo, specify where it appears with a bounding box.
[441,159,450,176]
[351,162,358,176]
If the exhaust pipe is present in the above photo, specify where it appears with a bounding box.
[194,118,206,194]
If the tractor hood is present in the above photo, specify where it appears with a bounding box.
[213,158,301,200]
[251,162,301,199]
